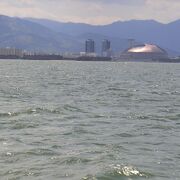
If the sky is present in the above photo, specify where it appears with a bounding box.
[0,0,179,24]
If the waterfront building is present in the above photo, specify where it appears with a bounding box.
[0,47,23,57]
[120,44,168,61]
[85,39,95,53]
[102,39,111,57]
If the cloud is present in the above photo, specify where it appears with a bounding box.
[0,0,179,24]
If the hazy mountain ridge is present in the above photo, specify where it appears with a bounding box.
[27,17,180,54]
[0,15,82,52]
[0,15,179,55]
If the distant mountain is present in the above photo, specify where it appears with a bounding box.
[0,15,82,52]
[27,18,180,54]
[0,15,179,55]
[0,15,131,54]
[26,18,95,36]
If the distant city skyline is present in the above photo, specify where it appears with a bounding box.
[0,0,179,25]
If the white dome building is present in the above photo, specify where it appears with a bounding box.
[120,44,168,61]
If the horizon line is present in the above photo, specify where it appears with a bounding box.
[0,14,179,26]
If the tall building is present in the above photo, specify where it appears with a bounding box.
[102,39,111,57]
[85,39,95,53]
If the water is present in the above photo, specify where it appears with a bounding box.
[0,60,180,180]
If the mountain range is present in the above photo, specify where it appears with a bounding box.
[0,15,179,56]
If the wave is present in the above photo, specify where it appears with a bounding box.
[0,108,59,117]
[82,164,151,179]
[0,105,85,118]
[109,164,148,177]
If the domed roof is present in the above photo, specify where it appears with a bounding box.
[127,44,165,53]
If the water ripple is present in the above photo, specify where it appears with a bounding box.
[0,61,180,179]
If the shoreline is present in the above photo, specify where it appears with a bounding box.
[0,55,179,63]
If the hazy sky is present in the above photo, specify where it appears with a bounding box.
[0,0,179,24]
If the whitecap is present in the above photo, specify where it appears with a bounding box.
[110,164,147,177]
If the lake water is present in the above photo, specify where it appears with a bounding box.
[0,60,180,180]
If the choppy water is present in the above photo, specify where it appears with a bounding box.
[0,60,180,180]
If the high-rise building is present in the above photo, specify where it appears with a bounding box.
[102,39,111,57]
[85,39,95,53]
